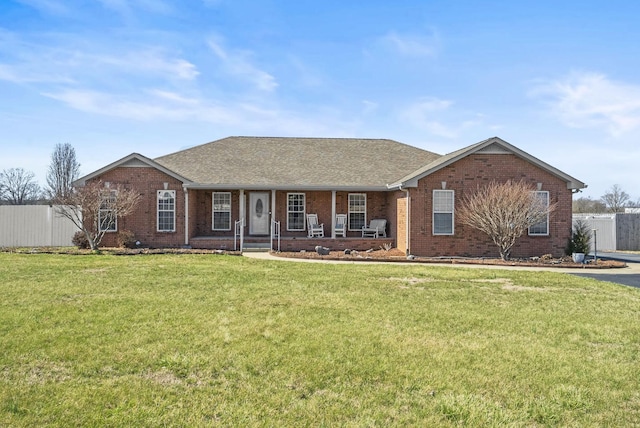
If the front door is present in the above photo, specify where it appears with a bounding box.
[249,192,270,235]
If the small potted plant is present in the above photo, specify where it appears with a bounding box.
[568,219,591,263]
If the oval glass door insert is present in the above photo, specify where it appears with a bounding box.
[255,198,263,218]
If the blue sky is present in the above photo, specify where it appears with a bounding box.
[1,0,639,201]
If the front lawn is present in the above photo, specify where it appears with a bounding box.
[0,253,638,426]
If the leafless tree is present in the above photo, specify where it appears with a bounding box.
[54,180,142,251]
[600,184,630,213]
[458,180,556,260]
[46,143,81,200]
[0,168,42,205]
[573,196,606,213]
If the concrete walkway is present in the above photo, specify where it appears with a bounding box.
[243,251,640,274]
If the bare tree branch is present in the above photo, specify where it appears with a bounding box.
[0,168,42,205]
[600,184,630,213]
[458,180,557,260]
[46,143,81,200]
[53,180,142,251]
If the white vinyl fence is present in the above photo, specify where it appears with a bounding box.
[0,205,81,247]
[573,213,640,251]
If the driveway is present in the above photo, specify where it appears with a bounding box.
[569,252,640,288]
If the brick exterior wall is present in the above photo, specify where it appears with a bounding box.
[87,166,186,248]
[88,153,573,257]
[407,154,573,258]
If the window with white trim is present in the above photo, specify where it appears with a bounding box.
[433,189,454,235]
[99,190,117,232]
[212,192,232,231]
[348,193,366,231]
[287,193,305,231]
[528,191,550,235]
[157,190,176,232]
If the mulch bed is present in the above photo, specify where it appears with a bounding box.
[2,247,626,269]
[0,247,242,256]
[271,248,627,269]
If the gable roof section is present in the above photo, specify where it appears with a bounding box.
[73,153,191,186]
[154,136,441,190]
[389,137,587,190]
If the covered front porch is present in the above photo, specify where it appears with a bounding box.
[184,188,399,252]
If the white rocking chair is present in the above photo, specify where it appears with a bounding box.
[335,214,347,237]
[362,219,387,238]
[306,213,324,238]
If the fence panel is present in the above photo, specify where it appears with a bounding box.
[572,214,617,251]
[616,213,640,251]
[0,205,81,247]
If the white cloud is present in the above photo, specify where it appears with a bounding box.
[361,100,378,115]
[398,98,489,139]
[41,89,237,122]
[0,31,199,84]
[207,36,278,92]
[0,64,74,84]
[16,0,70,15]
[98,0,173,18]
[40,86,360,139]
[532,72,640,136]
[399,97,457,138]
[99,50,200,80]
[148,89,199,105]
[287,56,324,88]
[379,30,440,58]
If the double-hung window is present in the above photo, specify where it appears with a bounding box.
[528,191,550,235]
[433,190,454,235]
[348,193,366,231]
[212,192,232,231]
[99,190,117,232]
[287,193,305,231]
[157,190,176,232]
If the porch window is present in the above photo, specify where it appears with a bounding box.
[348,193,366,231]
[433,190,454,235]
[212,192,232,231]
[287,193,306,231]
[528,191,549,235]
[157,190,176,232]
[99,190,117,232]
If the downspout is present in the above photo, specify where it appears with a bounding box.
[183,187,189,247]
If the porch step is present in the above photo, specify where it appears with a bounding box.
[241,243,271,252]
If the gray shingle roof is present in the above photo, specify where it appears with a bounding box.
[390,137,586,190]
[154,136,442,189]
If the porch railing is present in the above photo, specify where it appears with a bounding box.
[234,218,245,251]
[271,219,281,252]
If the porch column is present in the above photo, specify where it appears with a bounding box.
[331,190,336,238]
[271,190,276,221]
[184,187,189,246]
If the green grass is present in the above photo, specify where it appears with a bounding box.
[0,253,639,426]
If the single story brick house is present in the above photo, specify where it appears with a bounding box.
[75,136,585,257]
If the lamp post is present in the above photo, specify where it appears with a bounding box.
[592,229,597,265]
